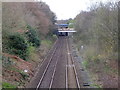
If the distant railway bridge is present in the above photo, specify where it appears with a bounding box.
[57,24,76,36]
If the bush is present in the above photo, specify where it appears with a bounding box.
[82,60,89,69]
[9,34,27,50]
[25,25,40,47]
[46,30,57,43]
[2,82,17,89]
[8,33,28,60]
[20,71,29,80]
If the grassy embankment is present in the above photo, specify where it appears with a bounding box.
[2,2,57,88]
[2,24,57,88]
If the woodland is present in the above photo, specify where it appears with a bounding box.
[74,2,118,88]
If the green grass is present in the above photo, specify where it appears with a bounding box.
[82,60,89,69]
[2,82,17,89]
[9,67,21,73]
[41,40,52,48]
[27,45,39,62]
[91,83,102,88]
[27,46,35,55]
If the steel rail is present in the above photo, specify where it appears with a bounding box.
[49,44,62,89]
[49,37,65,89]
[34,38,58,79]
[66,37,80,89]
[68,37,80,89]
[66,65,68,89]
[36,39,60,90]
[65,37,68,89]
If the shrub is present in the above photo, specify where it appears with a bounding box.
[25,25,40,47]
[8,33,28,60]
[2,82,17,89]
[9,34,27,50]
[46,30,57,42]
[82,60,89,69]
[20,71,29,80]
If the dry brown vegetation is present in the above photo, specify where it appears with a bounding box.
[2,2,56,37]
[2,2,57,88]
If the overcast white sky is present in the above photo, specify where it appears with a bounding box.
[38,0,118,20]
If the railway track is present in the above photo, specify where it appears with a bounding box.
[36,37,63,89]
[66,37,80,88]
[34,36,80,89]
